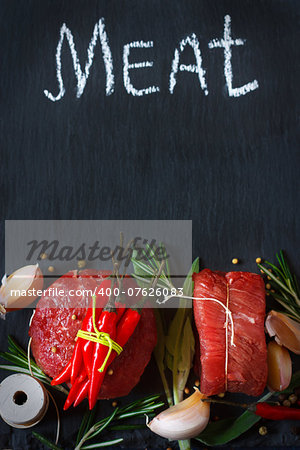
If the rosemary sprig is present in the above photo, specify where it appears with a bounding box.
[32,395,163,450]
[258,250,300,322]
[32,432,63,450]
[75,394,164,450]
[76,406,98,447]
[131,243,174,292]
[0,336,69,395]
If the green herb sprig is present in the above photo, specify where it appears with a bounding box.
[32,395,163,450]
[0,336,69,395]
[0,338,163,449]
[258,250,300,322]
[74,394,164,450]
[131,242,174,292]
[32,432,63,450]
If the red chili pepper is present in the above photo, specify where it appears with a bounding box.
[88,309,118,410]
[70,339,83,385]
[63,377,87,411]
[68,281,124,408]
[63,369,88,409]
[51,289,106,386]
[73,379,90,408]
[254,403,300,420]
[115,300,126,321]
[85,308,141,410]
[114,277,130,321]
[51,360,72,386]
[77,363,87,384]
[82,279,112,379]
[72,305,132,408]
[55,279,111,387]
[112,299,127,330]
[115,308,141,346]
[63,364,88,409]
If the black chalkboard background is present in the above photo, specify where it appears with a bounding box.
[0,0,299,448]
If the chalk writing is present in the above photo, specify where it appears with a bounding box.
[169,33,208,95]
[44,15,259,100]
[208,15,259,97]
[44,19,114,102]
[123,41,160,96]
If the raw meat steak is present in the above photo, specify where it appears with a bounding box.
[29,270,157,399]
[193,269,267,397]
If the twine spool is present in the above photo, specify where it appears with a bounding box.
[0,374,49,429]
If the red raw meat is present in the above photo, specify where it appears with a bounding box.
[29,270,157,399]
[193,269,267,397]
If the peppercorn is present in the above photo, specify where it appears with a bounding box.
[278,394,287,403]
[259,426,268,436]
[288,394,297,404]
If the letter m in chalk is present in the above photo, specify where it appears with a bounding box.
[44,19,114,101]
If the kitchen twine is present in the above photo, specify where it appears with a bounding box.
[76,295,123,372]
[27,310,60,445]
[160,289,236,392]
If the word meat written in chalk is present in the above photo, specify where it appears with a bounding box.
[44,15,259,101]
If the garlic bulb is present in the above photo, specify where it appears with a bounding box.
[147,389,210,440]
[267,340,292,392]
[0,264,43,314]
[265,310,300,355]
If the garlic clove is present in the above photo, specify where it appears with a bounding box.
[0,264,43,314]
[265,310,300,355]
[147,389,210,440]
[267,340,292,392]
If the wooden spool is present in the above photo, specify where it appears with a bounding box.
[0,374,49,429]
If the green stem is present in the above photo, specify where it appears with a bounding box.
[259,264,300,305]
[178,439,191,450]
[153,309,173,407]
[158,364,173,407]
[75,422,102,450]
[51,383,69,396]
[172,309,187,405]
